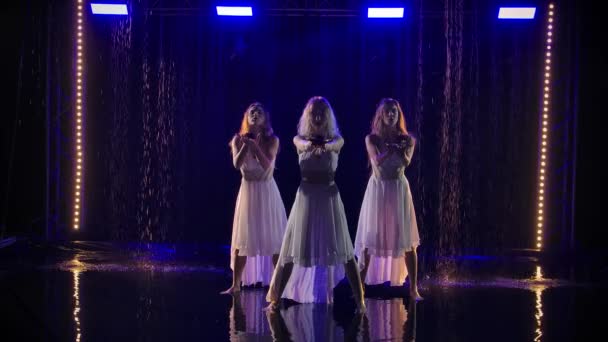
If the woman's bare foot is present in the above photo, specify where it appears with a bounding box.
[263,301,280,312]
[410,290,424,301]
[220,285,241,295]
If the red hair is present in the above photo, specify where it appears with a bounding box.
[238,102,274,136]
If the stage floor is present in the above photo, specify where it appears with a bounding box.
[0,240,604,341]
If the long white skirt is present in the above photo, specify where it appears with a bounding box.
[231,178,287,286]
[354,175,420,285]
[267,182,354,303]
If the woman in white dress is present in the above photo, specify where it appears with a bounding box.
[265,96,366,312]
[222,102,287,294]
[354,98,423,300]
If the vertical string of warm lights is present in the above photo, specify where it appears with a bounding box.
[73,0,85,230]
[536,3,554,250]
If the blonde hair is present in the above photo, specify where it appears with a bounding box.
[371,98,408,138]
[297,96,340,139]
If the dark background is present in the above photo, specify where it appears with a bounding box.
[1,0,603,262]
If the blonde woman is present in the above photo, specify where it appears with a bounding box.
[266,96,366,313]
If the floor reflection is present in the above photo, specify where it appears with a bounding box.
[1,241,597,341]
[71,255,86,342]
[228,290,418,341]
[229,290,273,341]
[534,265,545,342]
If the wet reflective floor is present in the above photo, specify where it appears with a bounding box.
[1,240,605,341]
